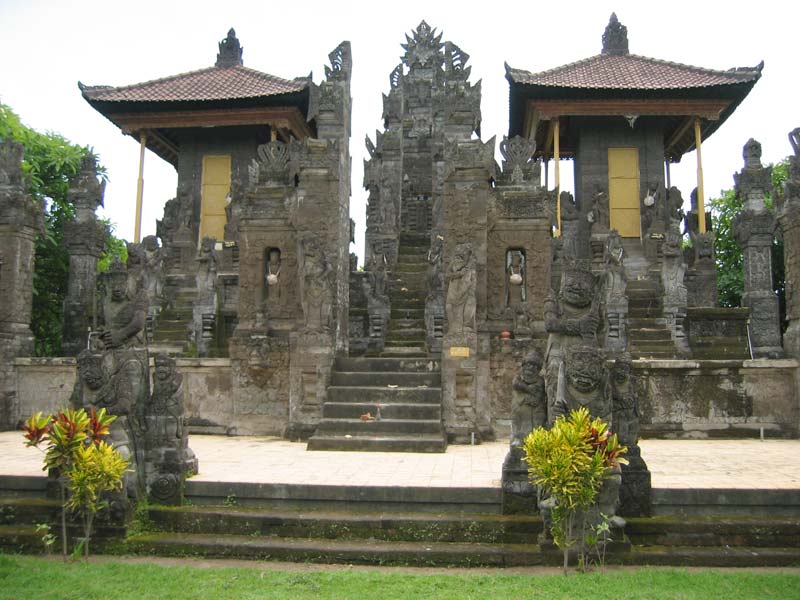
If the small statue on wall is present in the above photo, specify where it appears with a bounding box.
[445,242,477,337]
[510,350,546,448]
[265,247,284,305]
[300,237,334,333]
[366,245,388,303]
[506,249,531,335]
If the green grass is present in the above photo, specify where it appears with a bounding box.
[0,554,798,599]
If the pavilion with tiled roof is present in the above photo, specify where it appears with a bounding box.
[80,29,316,242]
[505,13,762,237]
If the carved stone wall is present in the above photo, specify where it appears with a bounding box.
[733,139,782,358]
[0,140,43,428]
[779,128,800,357]
[62,154,107,356]
[441,138,494,442]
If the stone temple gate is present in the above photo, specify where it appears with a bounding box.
[2,18,799,512]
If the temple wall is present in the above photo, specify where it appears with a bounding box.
[637,359,800,438]
[12,357,799,438]
[574,117,665,208]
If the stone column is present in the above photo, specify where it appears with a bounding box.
[778,128,800,357]
[732,139,783,358]
[62,154,107,356]
[0,140,43,428]
[441,138,494,443]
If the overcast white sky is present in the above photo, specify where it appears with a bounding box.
[1,0,797,263]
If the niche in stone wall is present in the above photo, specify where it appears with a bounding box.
[264,247,283,304]
[506,248,527,307]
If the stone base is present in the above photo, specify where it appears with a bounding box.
[619,451,652,517]
[285,422,317,441]
[501,447,537,515]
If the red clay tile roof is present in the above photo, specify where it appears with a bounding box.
[506,53,762,90]
[80,65,308,103]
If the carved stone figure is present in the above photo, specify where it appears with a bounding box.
[510,350,546,448]
[194,237,218,356]
[445,242,477,336]
[733,138,782,357]
[144,354,198,504]
[779,128,800,357]
[611,354,652,516]
[299,237,333,333]
[603,231,628,352]
[588,186,609,233]
[543,261,601,421]
[552,344,611,423]
[265,247,284,304]
[366,248,388,303]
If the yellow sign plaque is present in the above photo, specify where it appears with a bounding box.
[449,346,470,358]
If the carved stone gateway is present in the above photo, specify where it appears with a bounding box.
[779,128,800,357]
[733,139,783,358]
[0,140,43,428]
[62,154,107,356]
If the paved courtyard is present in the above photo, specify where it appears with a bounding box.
[3,431,799,490]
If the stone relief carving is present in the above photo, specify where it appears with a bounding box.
[510,350,546,448]
[445,242,477,337]
[299,236,334,334]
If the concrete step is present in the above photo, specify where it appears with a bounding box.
[307,434,447,453]
[379,348,429,358]
[146,506,539,543]
[391,308,426,319]
[652,488,800,518]
[183,481,500,514]
[395,255,428,265]
[327,386,441,404]
[334,357,439,373]
[314,418,445,435]
[628,317,667,329]
[330,371,440,387]
[323,402,441,420]
[0,498,60,525]
[628,308,663,318]
[388,319,426,330]
[629,328,673,341]
[626,516,800,548]
[384,327,427,339]
[392,263,428,273]
[126,532,538,566]
[0,476,47,499]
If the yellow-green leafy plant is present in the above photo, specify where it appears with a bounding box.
[65,441,129,558]
[523,407,627,574]
[22,407,120,560]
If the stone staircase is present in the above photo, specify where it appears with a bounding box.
[626,279,676,359]
[149,280,196,356]
[382,233,429,358]
[307,356,447,452]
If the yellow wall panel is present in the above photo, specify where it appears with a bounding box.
[200,155,231,242]
[608,148,640,238]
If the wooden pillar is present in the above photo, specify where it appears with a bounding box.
[134,132,147,243]
[694,119,706,233]
[554,118,561,236]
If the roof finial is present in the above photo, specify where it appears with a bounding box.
[602,13,629,56]
[216,28,243,68]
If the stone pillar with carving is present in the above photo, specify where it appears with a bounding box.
[684,188,718,307]
[0,140,43,428]
[193,236,218,357]
[62,154,107,356]
[441,138,494,443]
[779,129,800,357]
[732,139,783,358]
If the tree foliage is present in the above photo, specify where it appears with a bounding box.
[0,103,125,355]
[709,157,789,317]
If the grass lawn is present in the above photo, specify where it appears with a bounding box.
[1,554,799,599]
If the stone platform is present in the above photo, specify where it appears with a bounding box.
[4,432,799,491]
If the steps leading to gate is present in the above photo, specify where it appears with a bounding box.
[308,356,446,453]
[626,279,676,359]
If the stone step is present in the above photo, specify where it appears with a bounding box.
[323,402,440,420]
[379,348,429,358]
[307,433,447,453]
[628,317,667,329]
[382,339,427,347]
[0,498,60,526]
[148,343,189,356]
[626,516,800,548]
[126,532,539,566]
[391,308,426,319]
[392,263,429,274]
[335,357,439,373]
[388,319,426,331]
[628,308,663,318]
[145,505,540,544]
[395,255,428,265]
[385,327,427,339]
[628,328,673,341]
[314,418,445,435]
[327,386,441,404]
[330,371,440,387]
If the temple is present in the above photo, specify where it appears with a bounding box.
[2,17,798,517]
